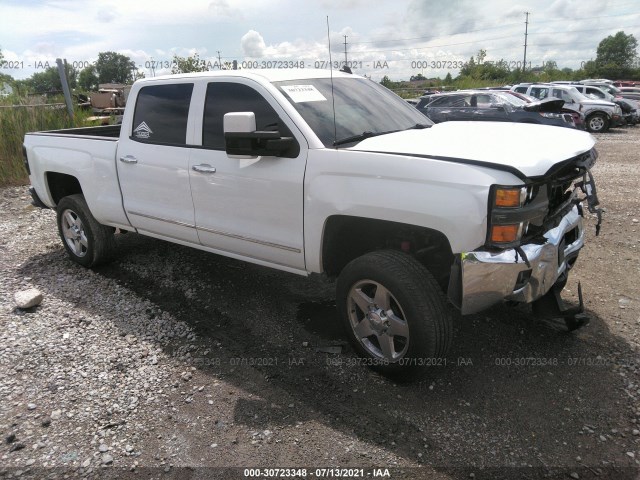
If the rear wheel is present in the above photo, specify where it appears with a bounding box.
[56,194,115,268]
[586,113,609,133]
[336,250,452,375]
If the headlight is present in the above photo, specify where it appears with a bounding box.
[615,105,622,114]
[490,223,525,244]
[494,187,527,208]
[487,186,530,247]
[539,112,562,119]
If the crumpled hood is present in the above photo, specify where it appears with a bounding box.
[523,98,565,112]
[351,121,595,178]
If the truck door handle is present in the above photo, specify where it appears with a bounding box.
[119,155,138,164]
[192,164,217,174]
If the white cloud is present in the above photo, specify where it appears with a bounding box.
[95,7,117,23]
[241,30,267,57]
[1,0,640,82]
[208,0,240,18]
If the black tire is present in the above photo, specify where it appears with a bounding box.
[336,250,452,375]
[585,113,609,133]
[56,194,115,268]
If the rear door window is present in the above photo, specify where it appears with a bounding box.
[430,95,470,107]
[552,89,573,103]
[132,83,194,145]
[529,87,549,100]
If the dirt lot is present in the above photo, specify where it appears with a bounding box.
[1,126,639,480]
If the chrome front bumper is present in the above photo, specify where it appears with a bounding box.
[450,206,584,315]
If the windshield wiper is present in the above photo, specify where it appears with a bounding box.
[333,130,397,147]
[333,125,429,147]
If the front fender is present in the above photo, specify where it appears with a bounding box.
[303,149,522,273]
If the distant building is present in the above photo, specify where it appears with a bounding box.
[0,82,13,97]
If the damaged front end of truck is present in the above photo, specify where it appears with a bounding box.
[449,148,603,330]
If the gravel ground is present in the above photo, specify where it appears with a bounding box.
[1,126,639,480]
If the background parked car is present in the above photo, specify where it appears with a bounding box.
[615,97,640,124]
[415,90,575,128]
[511,84,623,133]
[580,81,622,97]
[568,84,637,125]
[614,80,639,87]
[503,90,584,129]
[618,87,640,102]
[570,84,615,102]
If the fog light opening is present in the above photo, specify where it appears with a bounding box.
[514,269,532,290]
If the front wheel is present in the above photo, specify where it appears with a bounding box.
[586,113,609,133]
[56,194,115,268]
[336,250,452,375]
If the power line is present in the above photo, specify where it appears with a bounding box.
[528,23,640,35]
[533,11,640,24]
[334,21,640,56]
[349,23,522,45]
[345,11,639,47]
[341,34,521,54]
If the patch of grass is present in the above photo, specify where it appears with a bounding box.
[0,99,93,187]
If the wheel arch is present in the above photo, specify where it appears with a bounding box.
[45,172,83,206]
[321,215,454,291]
[585,109,611,120]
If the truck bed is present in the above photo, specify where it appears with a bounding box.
[24,124,129,229]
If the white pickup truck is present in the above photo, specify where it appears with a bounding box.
[24,69,602,373]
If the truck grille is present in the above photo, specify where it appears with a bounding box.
[521,149,597,242]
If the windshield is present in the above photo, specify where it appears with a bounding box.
[600,84,621,95]
[274,78,433,147]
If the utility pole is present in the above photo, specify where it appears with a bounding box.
[343,35,348,66]
[522,12,530,74]
[217,51,223,70]
[56,58,74,125]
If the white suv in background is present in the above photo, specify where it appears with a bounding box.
[511,84,623,133]
[565,84,615,102]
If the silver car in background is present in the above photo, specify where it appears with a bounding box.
[511,83,623,133]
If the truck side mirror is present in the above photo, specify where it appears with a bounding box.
[223,112,294,158]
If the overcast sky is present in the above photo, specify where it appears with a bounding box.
[1,0,639,81]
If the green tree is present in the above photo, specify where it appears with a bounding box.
[95,51,136,84]
[171,53,211,74]
[596,31,638,70]
[380,75,392,87]
[459,56,476,77]
[459,50,510,82]
[410,73,426,81]
[78,65,99,91]
[443,72,453,83]
[26,64,77,93]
